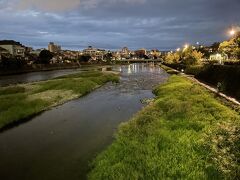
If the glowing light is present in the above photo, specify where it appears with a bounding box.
[229,29,236,36]
[176,48,180,52]
[183,44,189,51]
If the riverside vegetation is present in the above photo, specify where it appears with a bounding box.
[0,71,119,130]
[89,75,240,179]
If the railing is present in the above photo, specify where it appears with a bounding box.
[119,59,163,62]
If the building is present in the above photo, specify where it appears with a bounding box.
[48,42,61,53]
[83,46,106,61]
[120,47,131,59]
[111,51,121,60]
[83,46,98,55]
[0,47,11,60]
[135,48,147,58]
[209,53,228,64]
[0,40,25,57]
[62,50,81,60]
[121,47,130,55]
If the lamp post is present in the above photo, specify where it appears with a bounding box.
[229,29,236,37]
[183,44,189,52]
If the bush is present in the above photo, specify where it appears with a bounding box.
[0,56,27,68]
[163,62,186,71]
[79,55,91,62]
[196,65,240,100]
[224,61,240,66]
[185,65,205,76]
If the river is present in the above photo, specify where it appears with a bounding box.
[0,65,112,86]
[0,64,169,180]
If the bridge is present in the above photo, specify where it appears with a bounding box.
[119,59,163,63]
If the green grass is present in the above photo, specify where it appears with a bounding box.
[160,64,179,74]
[89,75,240,180]
[0,71,119,129]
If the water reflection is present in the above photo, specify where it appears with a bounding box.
[125,63,161,74]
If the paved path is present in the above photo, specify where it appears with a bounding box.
[181,73,240,106]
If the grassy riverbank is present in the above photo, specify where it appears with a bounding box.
[89,75,240,179]
[0,71,119,130]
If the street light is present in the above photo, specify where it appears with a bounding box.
[229,29,236,36]
[183,44,189,51]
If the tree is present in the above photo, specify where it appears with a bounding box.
[78,55,91,62]
[38,50,53,64]
[0,56,27,68]
[165,52,180,64]
[198,46,210,58]
[104,52,113,62]
[210,42,220,53]
[219,37,240,59]
[183,50,203,65]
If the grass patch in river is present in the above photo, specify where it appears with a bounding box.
[89,75,240,180]
[0,71,119,130]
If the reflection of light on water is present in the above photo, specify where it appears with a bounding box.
[127,64,137,74]
[128,65,132,74]
[125,63,165,74]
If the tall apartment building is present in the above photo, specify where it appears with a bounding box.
[48,42,61,53]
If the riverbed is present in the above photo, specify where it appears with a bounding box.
[0,64,169,180]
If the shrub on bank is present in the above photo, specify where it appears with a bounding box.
[0,56,27,69]
[184,65,206,76]
[162,63,240,100]
[163,62,186,71]
[196,65,240,100]
[224,60,240,66]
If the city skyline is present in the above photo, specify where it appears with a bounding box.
[0,0,240,50]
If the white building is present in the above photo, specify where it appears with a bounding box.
[209,53,228,64]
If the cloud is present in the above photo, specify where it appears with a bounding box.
[82,0,146,8]
[0,0,239,50]
[14,0,146,12]
[16,0,81,12]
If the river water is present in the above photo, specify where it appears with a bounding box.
[0,64,169,180]
[0,65,111,86]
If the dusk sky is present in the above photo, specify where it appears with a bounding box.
[0,0,239,50]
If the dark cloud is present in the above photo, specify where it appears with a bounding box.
[0,0,239,50]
